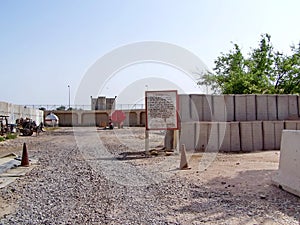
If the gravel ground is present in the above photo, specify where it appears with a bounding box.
[0,127,299,224]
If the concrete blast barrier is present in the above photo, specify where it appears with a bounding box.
[224,95,235,121]
[284,121,298,130]
[234,95,247,121]
[0,101,43,124]
[0,102,8,116]
[277,95,289,120]
[179,95,191,122]
[218,122,230,151]
[212,95,226,121]
[288,95,298,118]
[195,122,241,152]
[240,121,263,152]
[190,95,202,121]
[273,130,300,197]
[230,122,241,151]
[246,95,256,121]
[206,122,219,152]
[267,95,278,120]
[179,122,196,151]
[256,95,277,120]
[195,122,210,151]
[218,122,241,152]
[263,121,284,150]
[190,95,212,122]
[277,95,298,120]
[256,95,267,120]
[212,95,234,122]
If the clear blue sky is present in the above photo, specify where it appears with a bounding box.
[1,0,300,106]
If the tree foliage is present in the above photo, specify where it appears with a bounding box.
[198,34,300,94]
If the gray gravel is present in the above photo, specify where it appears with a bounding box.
[0,127,300,224]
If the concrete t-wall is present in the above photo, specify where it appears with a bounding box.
[180,120,297,152]
[273,130,300,197]
[183,94,299,122]
[0,101,43,124]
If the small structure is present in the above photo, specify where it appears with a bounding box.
[91,96,116,110]
[45,113,59,127]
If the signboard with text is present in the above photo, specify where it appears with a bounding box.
[145,90,179,130]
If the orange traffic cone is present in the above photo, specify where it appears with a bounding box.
[179,144,190,170]
[21,143,29,167]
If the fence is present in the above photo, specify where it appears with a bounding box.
[29,104,145,111]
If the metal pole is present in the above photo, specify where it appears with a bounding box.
[145,129,149,151]
[68,85,70,110]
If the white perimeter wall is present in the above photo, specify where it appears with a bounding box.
[0,101,44,124]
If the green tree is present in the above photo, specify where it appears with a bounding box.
[273,43,300,94]
[198,34,300,94]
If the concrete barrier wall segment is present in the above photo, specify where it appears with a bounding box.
[273,130,300,197]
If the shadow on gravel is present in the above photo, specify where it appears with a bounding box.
[175,169,300,224]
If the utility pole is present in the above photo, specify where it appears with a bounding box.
[68,85,70,110]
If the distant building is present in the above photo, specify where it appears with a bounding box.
[90,96,116,110]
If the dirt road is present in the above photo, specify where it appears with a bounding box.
[0,127,299,224]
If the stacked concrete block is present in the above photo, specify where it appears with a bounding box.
[252,121,263,150]
[195,122,210,151]
[179,95,191,122]
[195,122,241,152]
[7,103,14,123]
[129,112,138,126]
[230,122,241,151]
[140,112,146,126]
[240,122,252,151]
[63,113,73,126]
[71,113,79,126]
[267,95,278,120]
[211,95,234,122]
[224,95,235,121]
[277,95,299,120]
[0,101,43,125]
[206,122,219,152]
[179,122,196,151]
[256,95,268,120]
[218,122,230,151]
[234,95,247,121]
[274,121,284,150]
[13,105,21,122]
[263,121,284,150]
[256,95,277,120]
[240,121,263,152]
[212,95,226,121]
[285,121,297,130]
[246,95,256,121]
[81,113,96,126]
[190,95,212,121]
[203,95,213,121]
[288,95,299,118]
[277,95,289,120]
[190,95,202,121]
[0,102,7,116]
[218,122,241,152]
